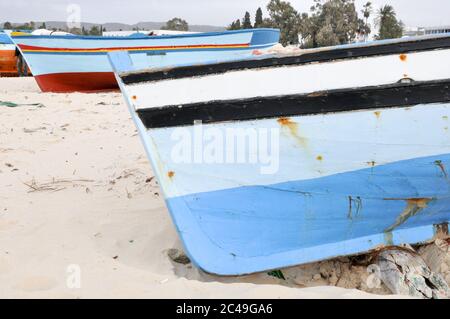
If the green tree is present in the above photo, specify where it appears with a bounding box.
[3,22,13,29]
[362,1,372,24]
[227,19,241,30]
[162,17,189,31]
[242,11,253,29]
[89,25,102,35]
[15,22,34,30]
[38,22,47,29]
[266,0,302,45]
[69,28,83,35]
[300,0,360,48]
[375,5,403,40]
[254,7,264,28]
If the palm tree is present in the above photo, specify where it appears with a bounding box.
[375,5,403,40]
[362,2,372,26]
[358,1,372,41]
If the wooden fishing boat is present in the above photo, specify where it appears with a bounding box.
[109,34,450,275]
[9,29,280,93]
[0,44,16,76]
[0,32,31,77]
[0,32,17,76]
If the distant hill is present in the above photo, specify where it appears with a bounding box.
[2,21,226,32]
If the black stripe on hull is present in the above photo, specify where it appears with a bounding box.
[122,36,450,85]
[136,80,450,129]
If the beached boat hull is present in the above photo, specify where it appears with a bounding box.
[0,44,17,76]
[0,33,17,77]
[0,32,32,77]
[109,35,450,275]
[10,29,280,93]
[34,72,117,92]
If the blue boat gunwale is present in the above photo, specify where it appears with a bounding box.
[9,28,280,41]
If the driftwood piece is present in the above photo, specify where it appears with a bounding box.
[376,247,449,299]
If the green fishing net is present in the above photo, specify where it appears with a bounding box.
[0,101,45,108]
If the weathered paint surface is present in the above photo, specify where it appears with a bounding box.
[125,103,450,275]
[109,37,450,275]
[144,103,450,198]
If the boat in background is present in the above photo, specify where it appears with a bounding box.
[9,28,280,93]
[0,31,31,77]
[109,34,450,275]
[0,32,18,76]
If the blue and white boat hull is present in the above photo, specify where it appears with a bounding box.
[109,34,450,275]
[9,29,280,92]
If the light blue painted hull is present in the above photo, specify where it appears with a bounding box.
[11,29,280,76]
[129,103,450,275]
[167,153,450,274]
[0,32,14,45]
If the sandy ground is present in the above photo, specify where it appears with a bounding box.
[0,77,448,299]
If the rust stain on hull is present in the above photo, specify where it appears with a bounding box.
[374,111,381,119]
[384,198,433,233]
[277,117,308,148]
[168,171,175,179]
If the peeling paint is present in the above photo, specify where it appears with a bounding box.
[434,160,448,178]
[384,198,433,232]
[434,223,449,238]
[367,161,376,167]
[384,232,394,246]
[348,196,362,220]
[307,91,328,98]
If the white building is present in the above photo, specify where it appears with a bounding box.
[404,25,450,37]
[423,26,450,35]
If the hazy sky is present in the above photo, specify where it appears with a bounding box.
[1,0,449,27]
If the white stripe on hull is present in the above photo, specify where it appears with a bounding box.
[0,44,15,51]
[129,48,450,110]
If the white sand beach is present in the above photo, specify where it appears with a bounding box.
[0,77,448,299]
